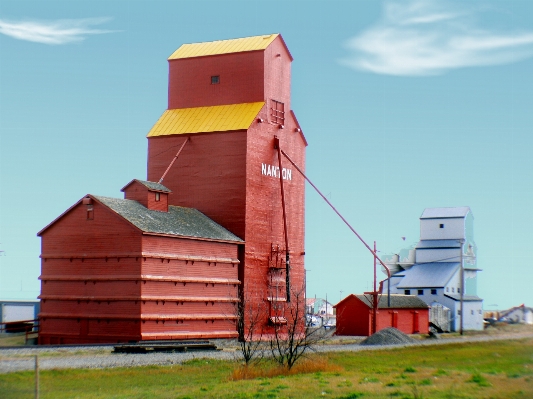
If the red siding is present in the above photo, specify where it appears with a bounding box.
[168,51,264,109]
[147,131,248,239]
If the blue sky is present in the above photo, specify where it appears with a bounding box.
[1,0,532,311]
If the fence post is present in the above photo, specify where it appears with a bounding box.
[35,355,39,399]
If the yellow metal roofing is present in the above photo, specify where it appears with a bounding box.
[147,102,265,137]
[168,34,279,60]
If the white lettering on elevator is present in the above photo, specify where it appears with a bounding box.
[261,163,292,181]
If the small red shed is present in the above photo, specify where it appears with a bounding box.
[38,180,243,344]
[334,294,429,336]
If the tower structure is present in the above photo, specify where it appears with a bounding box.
[146,34,307,334]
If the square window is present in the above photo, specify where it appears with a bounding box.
[270,99,285,125]
[211,75,220,84]
[431,289,437,295]
[418,289,423,295]
[404,289,410,295]
[439,223,444,228]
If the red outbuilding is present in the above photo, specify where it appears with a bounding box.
[334,294,429,337]
[38,34,307,343]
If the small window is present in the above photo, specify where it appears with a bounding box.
[471,310,474,315]
[431,289,437,295]
[457,287,461,293]
[87,206,94,220]
[211,75,220,84]
[439,223,444,228]
[270,99,285,125]
[418,289,424,295]
[478,310,482,315]
[458,310,461,315]
[404,289,411,295]
[452,287,455,293]
[155,192,160,202]
[446,287,449,292]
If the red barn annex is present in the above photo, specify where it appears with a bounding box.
[38,34,307,344]
[335,294,429,337]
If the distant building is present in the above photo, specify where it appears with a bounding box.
[306,298,334,316]
[334,294,429,336]
[499,304,533,325]
[0,300,40,325]
[382,207,483,331]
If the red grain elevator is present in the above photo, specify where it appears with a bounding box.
[147,33,307,336]
[37,34,307,343]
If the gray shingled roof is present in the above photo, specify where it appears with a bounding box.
[396,262,459,289]
[93,195,243,242]
[121,179,172,193]
[356,294,428,309]
[420,207,471,219]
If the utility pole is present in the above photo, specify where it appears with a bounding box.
[459,239,464,335]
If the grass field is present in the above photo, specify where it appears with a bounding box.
[1,338,532,398]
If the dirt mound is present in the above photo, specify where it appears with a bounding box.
[360,327,417,346]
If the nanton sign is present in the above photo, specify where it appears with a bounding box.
[261,163,292,181]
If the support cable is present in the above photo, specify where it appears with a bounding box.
[158,138,189,184]
[279,148,392,306]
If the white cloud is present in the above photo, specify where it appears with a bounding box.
[0,17,116,45]
[342,0,533,76]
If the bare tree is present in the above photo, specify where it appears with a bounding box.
[268,286,329,370]
[233,293,267,365]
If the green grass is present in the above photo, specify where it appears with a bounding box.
[1,338,532,398]
[0,334,27,347]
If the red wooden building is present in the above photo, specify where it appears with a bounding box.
[38,181,243,344]
[334,294,429,336]
[38,34,307,343]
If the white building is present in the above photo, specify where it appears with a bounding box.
[382,207,483,331]
[499,305,533,324]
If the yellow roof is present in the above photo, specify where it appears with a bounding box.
[147,102,265,137]
[168,34,279,60]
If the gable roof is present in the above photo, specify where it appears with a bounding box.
[335,294,428,309]
[121,179,171,193]
[93,196,243,242]
[500,304,533,318]
[147,102,264,137]
[168,34,282,60]
[396,262,459,289]
[420,207,471,219]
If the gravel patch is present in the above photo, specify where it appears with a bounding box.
[1,331,532,374]
[359,327,416,346]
